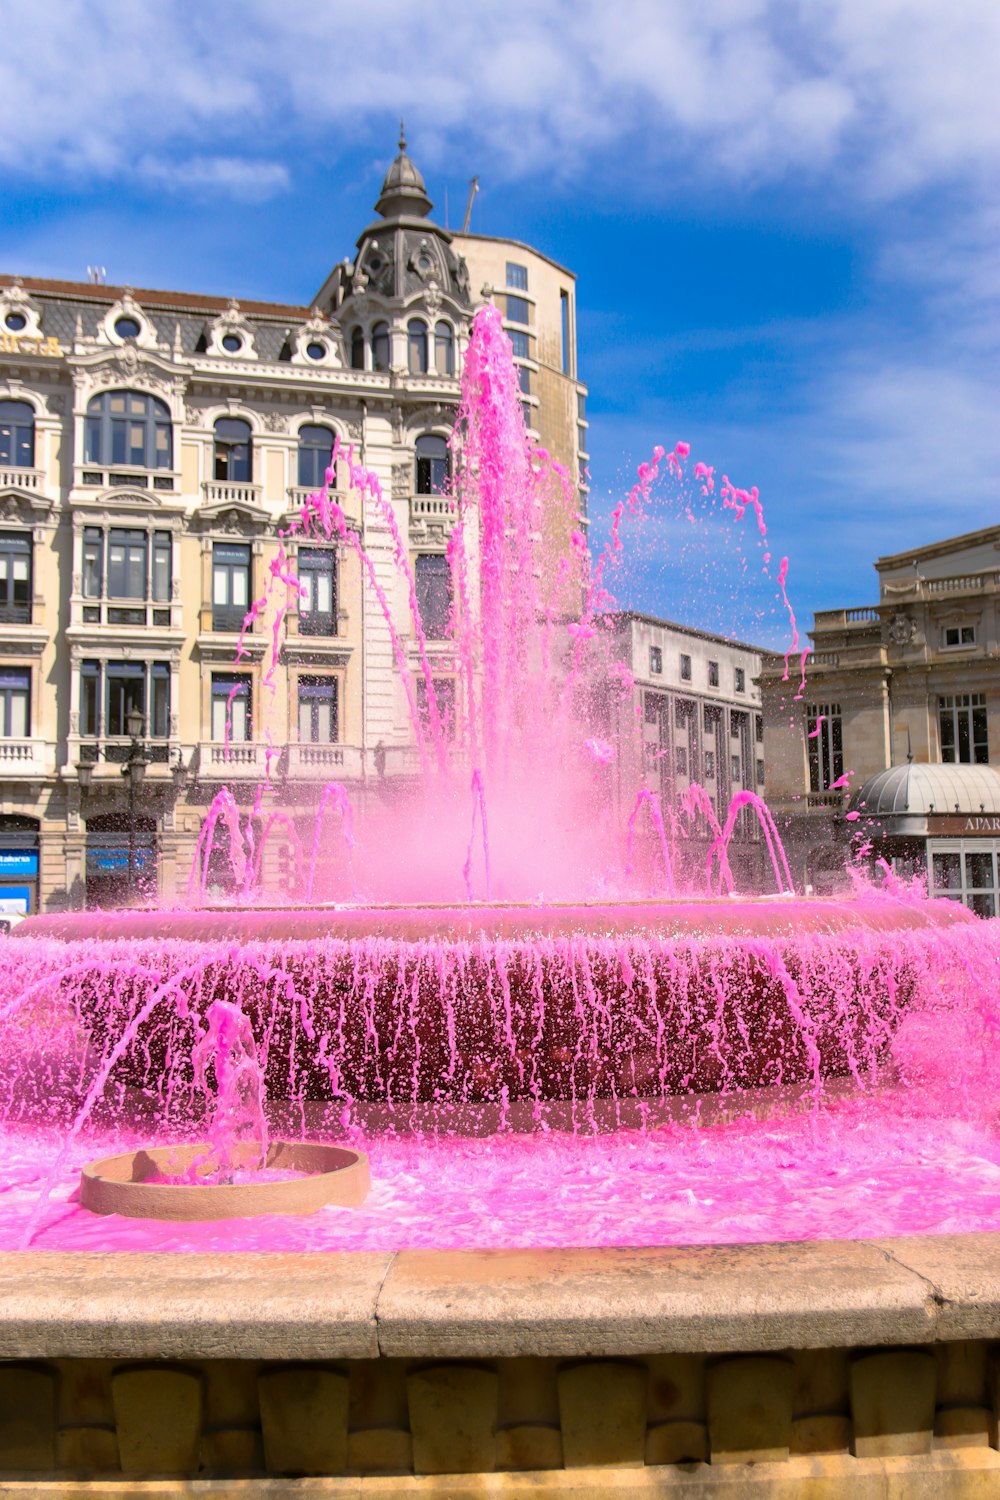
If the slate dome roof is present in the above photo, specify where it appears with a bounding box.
[375,123,432,219]
[849,762,1000,817]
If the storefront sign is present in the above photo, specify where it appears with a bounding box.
[0,333,62,357]
[0,850,38,877]
[927,814,1000,836]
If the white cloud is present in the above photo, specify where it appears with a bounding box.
[136,155,289,202]
[0,0,997,202]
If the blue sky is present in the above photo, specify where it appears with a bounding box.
[2,0,996,647]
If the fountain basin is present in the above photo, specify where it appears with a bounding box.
[79,1140,369,1220]
[14,897,972,1106]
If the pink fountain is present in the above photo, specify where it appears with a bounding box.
[4,306,1000,1251]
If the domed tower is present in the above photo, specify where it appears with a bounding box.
[315,125,473,374]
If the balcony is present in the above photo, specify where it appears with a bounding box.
[201,481,263,507]
[78,469,177,494]
[76,597,179,631]
[0,467,45,493]
[0,738,56,778]
[76,739,173,777]
[411,495,456,522]
[198,741,271,779]
[284,743,363,779]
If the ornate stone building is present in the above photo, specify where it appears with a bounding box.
[759,524,1000,907]
[0,136,587,911]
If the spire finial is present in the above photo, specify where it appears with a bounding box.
[399,119,406,153]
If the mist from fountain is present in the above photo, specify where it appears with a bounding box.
[3,304,1000,1252]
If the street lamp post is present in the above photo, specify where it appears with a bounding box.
[122,706,147,901]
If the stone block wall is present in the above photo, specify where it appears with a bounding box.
[1,1341,1000,1491]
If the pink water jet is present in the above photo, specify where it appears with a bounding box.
[4,302,1000,1255]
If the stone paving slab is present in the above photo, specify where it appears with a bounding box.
[0,1252,393,1361]
[374,1241,939,1358]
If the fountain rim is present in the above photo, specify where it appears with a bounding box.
[12,893,972,945]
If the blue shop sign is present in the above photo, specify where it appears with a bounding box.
[87,845,154,874]
[0,851,38,877]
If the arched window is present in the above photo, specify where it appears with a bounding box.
[415,434,450,495]
[372,321,391,372]
[298,425,336,489]
[84,391,172,470]
[408,319,429,375]
[434,321,455,377]
[349,327,365,370]
[213,418,252,482]
[0,400,34,468]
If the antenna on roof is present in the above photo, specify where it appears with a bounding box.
[461,176,479,234]
[87,265,106,285]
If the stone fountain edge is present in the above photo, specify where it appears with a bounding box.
[0,1231,992,1363]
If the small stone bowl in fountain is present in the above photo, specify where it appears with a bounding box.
[80,1141,370,1221]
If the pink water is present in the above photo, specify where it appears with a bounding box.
[7,306,998,1256]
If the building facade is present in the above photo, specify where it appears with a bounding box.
[0,136,587,912]
[759,525,1000,904]
[600,613,768,888]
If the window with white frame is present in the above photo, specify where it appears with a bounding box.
[212,543,251,632]
[942,624,975,648]
[85,391,172,470]
[297,676,338,743]
[0,534,31,623]
[0,669,29,737]
[211,674,251,743]
[939,693,988,764]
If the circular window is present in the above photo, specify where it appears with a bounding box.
[114,316,141,339]
[306,342,326,361]
[221,333,243,353]
[4,312,26,332]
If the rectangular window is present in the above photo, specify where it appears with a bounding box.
[645,691,666,726]
[0,668,29,737]
[297,676,338,743]
[649,645,662,675]
[577,393,586,420]
[415,554,452,639]
[577,423,588,454]
[107,528,147,599]
[560,290,571,375]
[297,548,337,636]
[506,262,528,291]
[509,330,530,359]
[755,714,763,743]
[211,674,251,743]
[152,532,172,603]
[756,758,765,785]
[0,533,31,623]
[212,543,251,632]
[150,664,170,739]
[707,660,719,687]
[80,662,100,737]
[416,678,456,739]
[675,746,688,776]
[735,667,746,693]
[806,702,844,792]
[105,663,145,737]
[83,528,103,599]
[943,624,976,648]
[704,750,715,779]
[505,295,530,325]
[518,365,531,395]
[675,697,692,729]
[732,755,742,782]
[939,693,989,764]
[679,654,692,681]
